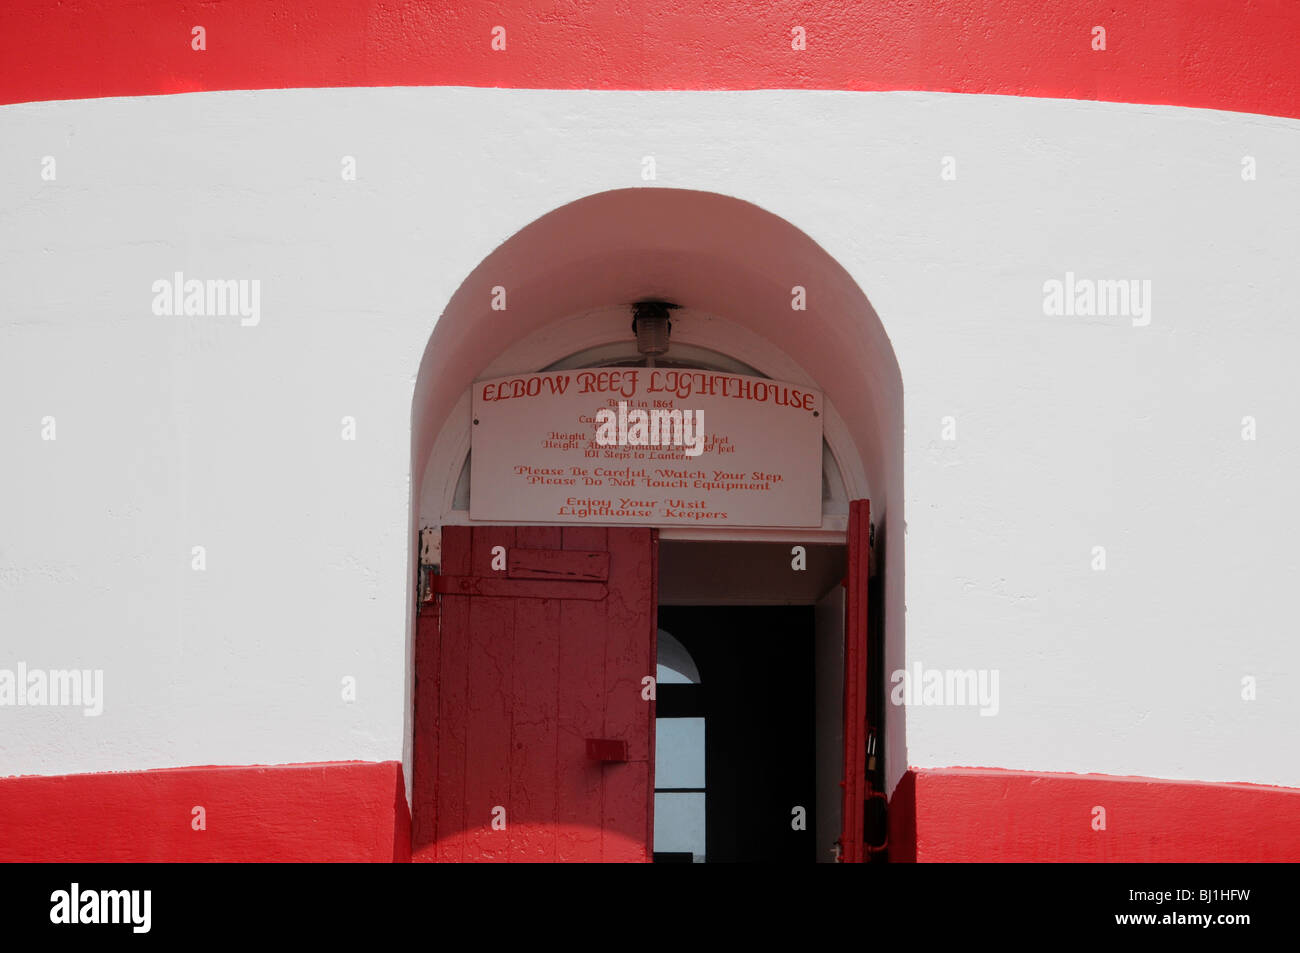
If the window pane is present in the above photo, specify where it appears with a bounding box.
[657,630,701,684]
[655,716,705,789]
[654,792,705,863]
[657,662,693,684]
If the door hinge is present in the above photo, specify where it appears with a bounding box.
[419,526,440,569]
[418,527,441,606]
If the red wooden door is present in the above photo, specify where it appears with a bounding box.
[413,525,657,862]
[840,499,870,862]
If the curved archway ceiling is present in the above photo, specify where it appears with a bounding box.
[2,0,1297,120]
[410,188,903,522]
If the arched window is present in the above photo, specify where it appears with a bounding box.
[657,628,701,685]
[654,630,705,862]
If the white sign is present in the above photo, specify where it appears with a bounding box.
[470,369,824,527]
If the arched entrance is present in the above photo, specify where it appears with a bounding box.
[408,188,903,862]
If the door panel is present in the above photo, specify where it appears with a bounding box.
[840,498,870,862]
[509,524,562,862]
[600,526,658,860]
[413,525,657,863]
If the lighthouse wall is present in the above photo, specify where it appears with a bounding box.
[2,0,1299,861]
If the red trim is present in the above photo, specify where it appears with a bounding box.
[2,1,1298,119]
[886,770,917,863]
[646,528,659,860]
[392,766,412,863]
[839,499,870,862]
[0,761,410,862]
[6,760,1297,862]
[888,767,1300,862]
[412,602,442,861]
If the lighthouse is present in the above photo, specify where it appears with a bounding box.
[1,0,1298,863]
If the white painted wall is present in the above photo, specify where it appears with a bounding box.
[1,88,1297,795]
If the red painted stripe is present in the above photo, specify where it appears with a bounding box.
[0,761,410,862]
[886,770,917,863]
[7,760,1295,861]
[889,767,1300,862]
[1,1,1298,119]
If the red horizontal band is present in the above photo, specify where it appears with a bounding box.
[0,761,410,862]
[889,767,1300,862]
[2,1,1298,119]
[2,760,1296,861]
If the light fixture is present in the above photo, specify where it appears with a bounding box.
[631,300,677,366]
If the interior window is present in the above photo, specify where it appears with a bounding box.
[653,630,705,862]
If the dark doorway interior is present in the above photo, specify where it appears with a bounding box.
[654,605,817,863]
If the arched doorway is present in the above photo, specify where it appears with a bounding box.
[408,189,903,862]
